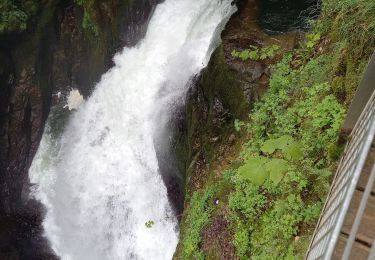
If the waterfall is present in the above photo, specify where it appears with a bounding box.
[28,0,235,259]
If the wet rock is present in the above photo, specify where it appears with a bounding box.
[222,0,300,99]
[119,0,161,46]
[258,73,270,96]
[243,81,257,103]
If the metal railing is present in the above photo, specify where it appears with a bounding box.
[305,52,375,259]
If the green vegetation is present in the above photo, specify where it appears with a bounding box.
[306,32,321,48]
[145,220,155,228]
[0,0,101,36]
[304,0,375,105]
[231,44,281,61]
[75,0,99,36]
[179,187,215,260]
[229,54,345,258]
[236,135,304,186]
[178,0,375,259]
[0,0,39,34]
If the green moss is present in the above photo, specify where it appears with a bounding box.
[177,45,251,204]
[199,46,249,120]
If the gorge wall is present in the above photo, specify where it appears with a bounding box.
[0,0,160,258]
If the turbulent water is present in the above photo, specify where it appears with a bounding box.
[29,0,235,259]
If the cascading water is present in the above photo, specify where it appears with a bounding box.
[28,0,235,259]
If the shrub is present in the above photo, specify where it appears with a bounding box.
[228,21,349,258]
[0,0,39,34]
[180,187,215,259]
[75,0,99,36]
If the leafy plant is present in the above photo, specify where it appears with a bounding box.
[231,44,281,61]
[180,187,215,259]
[238,156,289,186]
[0,0,39,34]
[75,0,99,36]
[82,11,98,36]
[228,27,347,258]
[265,158,289,185]
[145,220,155,228]
[237,156,269,185]
[177,0,374,259]
[306,32,321,48]
[234,119,245,132]
[261,135,304,161]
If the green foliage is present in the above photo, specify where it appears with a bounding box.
[261,135,291,154]
[327,142,344,160]
[313,0,375,104]
[249,194,305,258]
[82,11,98,36]
[238,156,268,185]
[233,222,250,258]
[0,0,39,34]
[238,156,289,186]
[145,220,155,228]
[265,159,289,185]
[261,135,304,161]
[232,44,281,61]
[306,32,321,48]
[236,134,306,189]
[319,0,375,53]
[234,119,245,132]
[75,0,99,36]
[180,187,215,259]
[284,142,304,161]
[229,180,267,258]
[228,23,349,257]
[223,168,237,181]
[303,202,323,224]
[178,0,374,259]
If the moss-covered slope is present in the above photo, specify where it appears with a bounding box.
[176,0,375,259]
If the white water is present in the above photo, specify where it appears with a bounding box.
[29,0,235,259]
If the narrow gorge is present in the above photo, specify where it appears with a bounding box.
[1,0,374,259]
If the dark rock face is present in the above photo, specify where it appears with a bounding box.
[176,46,248,194]
[259,0,319,34]
[119,0,161,46]
[0,0,160,258]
